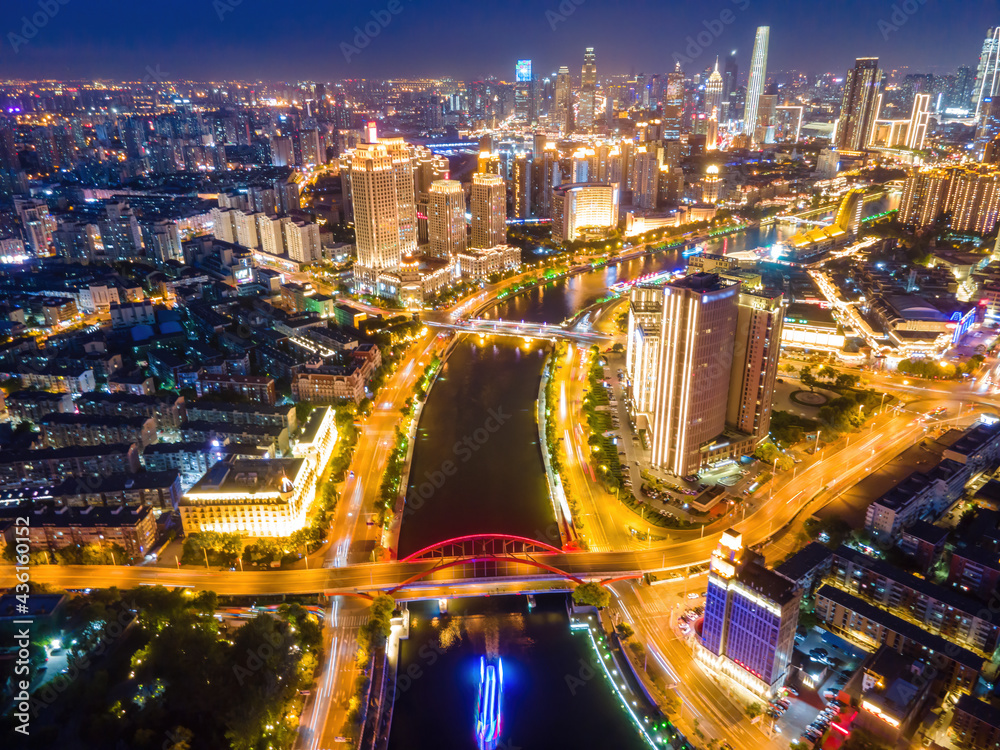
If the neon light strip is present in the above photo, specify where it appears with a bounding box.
[575,620,662,748]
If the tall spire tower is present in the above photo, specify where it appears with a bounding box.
[744,26,770,143]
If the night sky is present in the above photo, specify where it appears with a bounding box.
[0,0,993,82]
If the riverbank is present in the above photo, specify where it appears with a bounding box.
[569,604,688,749]
[538,345,576,548]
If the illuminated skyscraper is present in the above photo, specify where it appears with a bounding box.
[579,47,597,129]
[627,274,784,477]
[836,58,882,152]
[663,62,685,138]
[471,173,507,249]
[744,27,770,142]
[554,66,572,131]
[427,180,466,260]
[705,58,724,117]
[976,97,1000,160]
[723,50,740,121]
[700,530,800,698]
[515,60,535,123]
[511,153,530,219]
[349,139,417,277]
[632,147,659,209]
[974,28,1000,120]
[907,93,931,150]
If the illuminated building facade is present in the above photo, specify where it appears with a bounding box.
[907,93,931,150]
[727,290,785,441]
[836,58,882,151]
[347,139,418,286]
[181,457,316,537]
[705,59,724,118]
[181,412,336,539]
[471,173,507,249]
[699,530,800,698]
[974,27,1000,119]
[626,274,784,477]
[900,165,1000,235]
[427,179,467,259]
[515,59,535,123]
[663,63,685,139]
[554,66,572,131]
[455,245,521,280]
[550,183,619,243]
[579,47,597,129]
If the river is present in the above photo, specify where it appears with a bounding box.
[387,194,900,749]
[386,595,650,750]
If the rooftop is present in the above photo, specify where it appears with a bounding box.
[834,545,985,617]
[774,542,833,584]
[817,584,983,671]
[184,457,305,499]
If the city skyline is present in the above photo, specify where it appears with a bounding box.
[0,0,996,81]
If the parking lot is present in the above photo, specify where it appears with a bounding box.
[767,629,865,746]
[601,353,761,522]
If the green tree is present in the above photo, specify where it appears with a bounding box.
[572,582,611,609]
[818,366,838,381]
[616,623,635,641]
[835,373,859,389]
[799,367,818,391]
[746,701,764,721]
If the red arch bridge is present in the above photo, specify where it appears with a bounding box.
[329,534,648,601]
[0,535,686,599]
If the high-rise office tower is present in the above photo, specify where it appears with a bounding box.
[511,153,531,219]
[907,93,932,150]
[700,530,800,698]
[744,27,770,142]
[515,60,535,123]
[632,147,659,210]
[974,28,1000,119]
[627,274,738,477]
[727,291,784,440]
[349,139,417,275]
[723,50,740,120]
[976,97,1000,160]
[626,273,785,477]
[414,147,450,198]
[705,58,724,118]
[579,47,597,129]
[471,173,506,249]
[555,66,573,131]
[756,94,778,144]
[478,150,501,176]
[836,58,882,151]
[663,62,685,138]
[954,66,975,111]
[427,180,467,260]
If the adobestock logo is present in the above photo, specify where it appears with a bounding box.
[7,0,71,54]
[341,0,405,63]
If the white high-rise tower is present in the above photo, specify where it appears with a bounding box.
[471,173,507,249]
[349,139,417,276]
[974,27,1000,120]
[744,26,770,143]
[427,180,467,259]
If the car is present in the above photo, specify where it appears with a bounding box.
[687,592,700,599]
